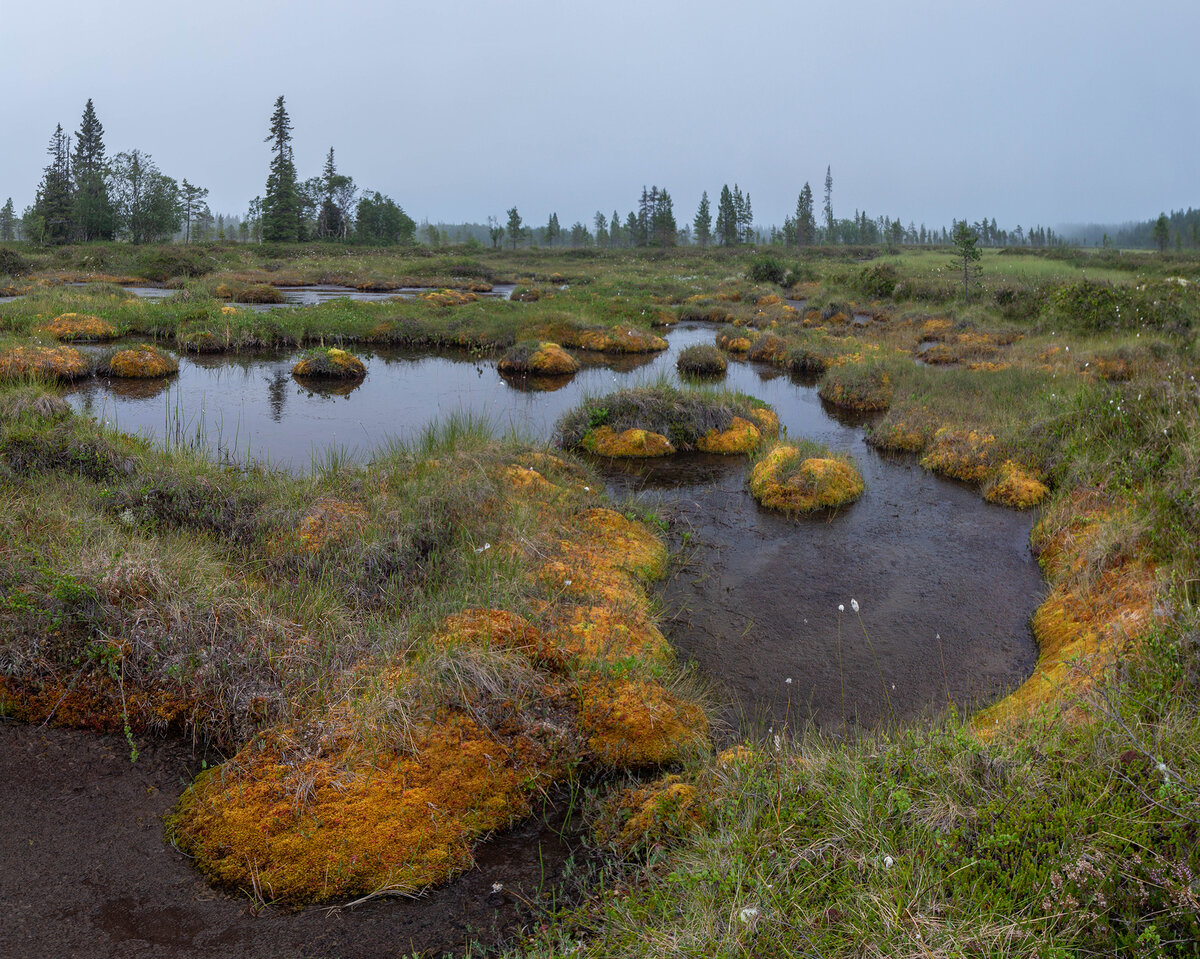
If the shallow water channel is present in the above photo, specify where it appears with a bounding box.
[66,323,1043,733]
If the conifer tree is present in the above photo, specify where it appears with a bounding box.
[796,183,816,246]
[693,191,712,247]
[715,185,738,246]
[739,190,754,244]
[71,99,113,241]
[505,207,523,249]
[179,179,209,243]
[823,165,834,239]
[0,198,15,241]
[262,96,300,242]
[33,125,74,244]
[649,187,676,247]
[593,211,608,247]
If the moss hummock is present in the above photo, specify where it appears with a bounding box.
[101,344,179,378]
[749,441,865,513]
[497,341,579,376]
[291,347,367,379]
[0,344,90,381]
[35,312,117,341]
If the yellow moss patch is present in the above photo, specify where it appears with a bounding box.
[921,318,954,340]
[716,330,752,353]
[977,563,1157,726]
[105,345,179,378]
[0,344,89,381]
[220,305,241,316]
[747,406,780,437]
[984,461,1050,509]
[538,508,666,607]
[420,289,479,307]
[552,606,671,664]
[36,312,117,341]
[819,368,893,411]
[502,464,559,495]
[919,428,996,483]
[168,713,532,907]
[215,282,285,304]
[749,445,865,513]
[581,426,675,458]
[292,348,367,379]
[497,342,579,376]
[595,775,702,851]
[747,333,789,363]
[578,678,708,767]
[696,416,762,454]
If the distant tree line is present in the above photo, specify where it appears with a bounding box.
[1062,209,1200,251]
[252,95,415,246]
[0,106,1180,252]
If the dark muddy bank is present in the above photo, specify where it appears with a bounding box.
[0,720,581,959]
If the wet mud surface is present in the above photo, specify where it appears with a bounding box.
[0,721,581,959]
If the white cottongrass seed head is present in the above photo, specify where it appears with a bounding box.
[851,598,859,613]
[838,604,845,613]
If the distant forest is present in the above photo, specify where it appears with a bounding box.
[1,96,1194,253]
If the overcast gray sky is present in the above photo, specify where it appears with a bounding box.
[3,0,1197,232]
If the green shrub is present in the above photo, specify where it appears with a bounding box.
[747,254,787,285]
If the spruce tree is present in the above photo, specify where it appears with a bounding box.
[715,185,737,246]
[72,99,113,241]
[796,183,816,246]
[610,209,622,248]
[316,147,345,240]
[593,211,608,247]
[262,96,300,242]
[34,125,74,244]
[823,165,834,238]
[693,191,712,247]
[505,207,523,249]
[649,188,676,247]
[739,191,754,244]
[0,198,15,241]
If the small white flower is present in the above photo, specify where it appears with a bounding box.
[883,855,895,869]
[583,486,590,491]
[851,598,859,613]
[838,604,845,613]
[785,677,792,684]
[563,579,572,586]
[737,906,760,922]
[491,882,504,894]
[1156,762,1169,776]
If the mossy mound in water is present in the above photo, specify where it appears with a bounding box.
[676,344,727,377]
[35,312,117,341]
[715,328,752,353]
[101,345,179,378]
[582,426,676,457]
[818,361,893,411]
[497,341,579,376]
[291,347,367,379]
[750,441,865,513]
[0,344,90,381]
[558,383,777,458]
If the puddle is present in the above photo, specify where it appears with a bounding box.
[57,282,517,308]
[63,323,1043,733]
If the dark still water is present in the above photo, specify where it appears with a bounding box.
[64,324,1043,733]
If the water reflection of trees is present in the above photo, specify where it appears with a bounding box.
[267,370,288,420]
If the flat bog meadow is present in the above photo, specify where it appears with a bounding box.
[1,242,1198,956]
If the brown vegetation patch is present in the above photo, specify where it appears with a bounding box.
[291,348,367,379]
[581,426,675,458]
[0,345,90,381]
[577,678,707,767]
[983,461,1050,510]
[36,312,117,341]
[695,416,762,454]
[497,342,579,376]
[102,345,179,379]
[919,428,996,483]
[749,444,865,514]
